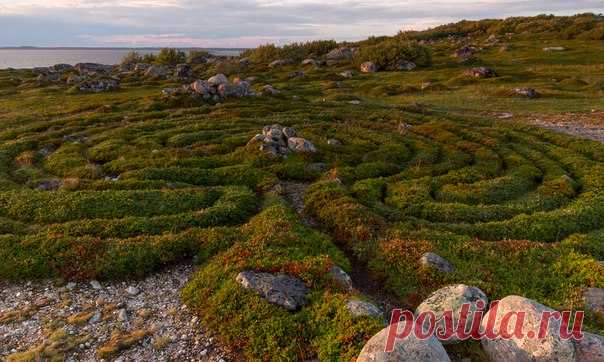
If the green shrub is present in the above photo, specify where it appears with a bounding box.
[354,39,432,70]
[155,48,186,65]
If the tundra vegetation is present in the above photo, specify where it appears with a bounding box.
[0,13,603,361]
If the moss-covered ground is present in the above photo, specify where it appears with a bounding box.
[1,17,603,360]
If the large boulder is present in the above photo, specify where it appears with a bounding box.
[357,325,450,362]
[480,295,575,361]
[416,284,487,344]
[235,271,309,311]
[51,63,73,73]
[360,61,378,73]
[218,81,251,98]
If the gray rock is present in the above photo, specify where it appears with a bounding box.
[288,137,317,153]
[66,282,76,290]
[282,127,297,139]
[544,47,566,52]
[144,65,169,79]
[584,288,604,314]
[416,284,487,344]
[75,63,112,76]
[465,67,497,78]
[269,59,293,68]
[235,271,309,311]
[360,61,378,73]
[420,252,454,273]
[126,286,140,296]
[574,332,604,362]
[90,280,102,290]
[89,311,101,324]
[134,63,151,72]
[117,308,128,322]
[515,87,539,99]
[191,80,212,96]
[329,266,353,291]
[66,74,84,85]
[301,58,320,67]
[339,70,354,78]
[288,70,305,79]
[78,78,120,93]
[453,46,475,59]
[481,295,575,362]
[357,325,450,362]
[174,64,193,80]
[346,300,381,318]
[207,73,229,86]
[398,61,417,71]
[327,139,342,146]
[326,47,354,63]
[262,85,280,95]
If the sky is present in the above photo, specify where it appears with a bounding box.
[0,1,603,48]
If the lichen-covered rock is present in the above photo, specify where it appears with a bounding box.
[416,284,487,344]
[75,63,113,76]
[329,266,353,291]
[420,252,454,273]
[235,271,309,311]
[346,300,381,318]
[357,325,450,362]
[287,137,317,153]
[481,295,575,362]
[360,61,378,73]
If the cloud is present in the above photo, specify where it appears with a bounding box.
[0,0,602,47]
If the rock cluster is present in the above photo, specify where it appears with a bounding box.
[235,271,309,311]
[249,124,316,157]
[78,78,120,93]
[357,285,604,362]
[453,46,476,59]
[34,62,120,92]
[161,74,256,101]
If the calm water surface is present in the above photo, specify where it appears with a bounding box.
[0,48,244,69]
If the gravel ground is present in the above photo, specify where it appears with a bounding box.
[0,264,236,361]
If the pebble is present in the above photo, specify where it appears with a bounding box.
[90,280,102,290]
[126,286,140,296]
